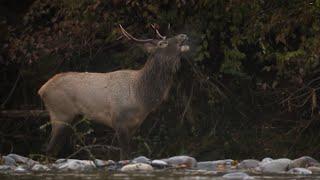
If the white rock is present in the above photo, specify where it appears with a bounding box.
[288,168,312,175]
[151,160,168,168]
[132,156,151,164]
[237,159,260,169]
[2,156,16,166]
[261,157,273,164]
[162,155,197,168]
[54,159,96,171]
[121,163,153,172]
[31,164,50,172]
[55,159,67,164]
[94,159,115,167]
[259,158,292,173]
[7,154,38,167]
[308,166,320,173]
[14,166,28,173]
[0,165,12,171]
[222,172,254,180]
[289,156,320,169]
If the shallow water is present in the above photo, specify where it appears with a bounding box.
[1,171,320,180]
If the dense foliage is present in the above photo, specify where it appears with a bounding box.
[0,0,320,160]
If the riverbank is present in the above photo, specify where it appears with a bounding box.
[1,154,320,179]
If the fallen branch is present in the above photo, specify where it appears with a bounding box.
[0,110,49,118]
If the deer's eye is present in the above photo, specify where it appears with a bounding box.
[158,41,168,48]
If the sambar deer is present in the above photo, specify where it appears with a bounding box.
[38,25,190,159]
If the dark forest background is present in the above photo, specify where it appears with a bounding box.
[0,0,320,161]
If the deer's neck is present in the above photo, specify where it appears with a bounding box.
[136,53,180,110]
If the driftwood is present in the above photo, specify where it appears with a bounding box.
[0,110,49,119]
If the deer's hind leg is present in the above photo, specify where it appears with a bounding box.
[46,112,74,157]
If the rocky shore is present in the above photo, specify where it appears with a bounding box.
[1,154,320,179]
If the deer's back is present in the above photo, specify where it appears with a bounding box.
[38,70,143,127]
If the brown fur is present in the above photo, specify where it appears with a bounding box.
[38,34,189,159]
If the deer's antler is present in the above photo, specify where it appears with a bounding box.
[119,24,155,42]
[151,24,166,40]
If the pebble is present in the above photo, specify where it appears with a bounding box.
[1,153,320,176]
[289,156,320,169]
[31,164,50,172]
[222,172,254,180]
[14,166,28,173]
[162,156,197,168]
[288,167,312,175]
[259,158,292,173]
[237,159,260,169]
[54,159,96,171]
[132,156,151,164]
[121,163,154,172]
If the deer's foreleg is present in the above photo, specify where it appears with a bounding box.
[115,127,131,160]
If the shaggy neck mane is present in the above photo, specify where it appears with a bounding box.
[136,51,180,109]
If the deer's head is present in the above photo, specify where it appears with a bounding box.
[119,24,190,54]
[165,34,190,54]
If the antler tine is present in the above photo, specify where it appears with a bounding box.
[151,24,166,40]
[119,24,154,42]
[119,24,132,40]
[119,24,138,41]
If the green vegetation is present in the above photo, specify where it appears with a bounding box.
[0,0,319,160]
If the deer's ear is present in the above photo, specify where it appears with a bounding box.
[143,42,158,53]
